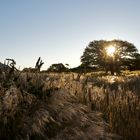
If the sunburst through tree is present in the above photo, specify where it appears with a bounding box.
[106,45,116,57]
[81,39,140,75]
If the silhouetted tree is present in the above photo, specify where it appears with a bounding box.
[70,64,97,73]
[81,40,140,75]
[22,67,36,72]
[47,63,69,72]
[122,53,140,70]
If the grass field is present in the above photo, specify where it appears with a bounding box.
[0,70,140,140]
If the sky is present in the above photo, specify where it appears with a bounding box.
[0,0,140,70]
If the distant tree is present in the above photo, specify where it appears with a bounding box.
[81,40,140,75]
[22,67,36,72]
[47,63,69,72]
[70,64,97,73]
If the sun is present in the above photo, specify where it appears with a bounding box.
[106,45,116,57]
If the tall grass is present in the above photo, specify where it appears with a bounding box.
[0,71,121,140]
[17,72,140,140]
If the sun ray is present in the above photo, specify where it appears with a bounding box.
[106,45,116,57]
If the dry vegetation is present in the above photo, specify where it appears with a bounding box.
[0,69,140,140]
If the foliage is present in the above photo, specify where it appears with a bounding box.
[70,64,98,73]
[81,40,140,75]
[22,67,36,72]
[47,63,69,72]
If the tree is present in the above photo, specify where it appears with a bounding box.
[47,63,69,72]
[70,64,97,73]
[22,67,36,72]
[81,40,140,75]
[123,53,140,70]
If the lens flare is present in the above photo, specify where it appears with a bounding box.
[106,45,116,56]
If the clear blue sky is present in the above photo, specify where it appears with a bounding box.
[0,0,140,69]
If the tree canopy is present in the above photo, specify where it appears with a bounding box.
[81,40,140,75]
[47,63,69,72]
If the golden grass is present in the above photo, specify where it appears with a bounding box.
[21,72,139,140]
[0,71,121,140]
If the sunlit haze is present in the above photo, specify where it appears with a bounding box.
[106,46,116,57]
[0,0,140,70]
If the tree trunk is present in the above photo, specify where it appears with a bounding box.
[111,69,114,75]
[110,64,114,75]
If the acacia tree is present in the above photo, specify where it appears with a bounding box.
[81,39,140,75]
[47,63,69,72]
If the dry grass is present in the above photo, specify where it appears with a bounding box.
[0,70,140,139]
[0,71,122,140]
[18,72,139,140]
